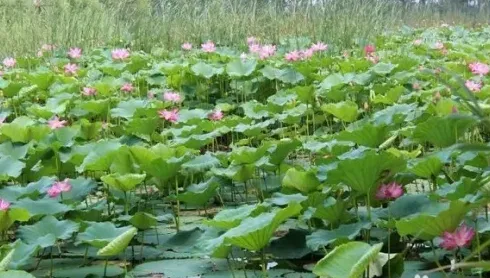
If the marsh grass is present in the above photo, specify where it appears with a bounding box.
[0,0,489,56]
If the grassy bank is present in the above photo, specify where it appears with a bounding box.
[0,0,489,56]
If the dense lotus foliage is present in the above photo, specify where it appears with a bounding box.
[0,26,490,277]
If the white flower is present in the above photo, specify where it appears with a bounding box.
[266,261,278,270]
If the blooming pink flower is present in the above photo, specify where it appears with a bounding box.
[2,57,16,68]
[121,83,134,93]
[249,43,262,54]
[54,179,71,192]
[311,42,328,52]
[158,109,179,123]
[64,63,78,75]
[201,41,216,53]
[163,92,182,103]
[301,48,314,60]
[376,182,403,200]
[82,87,97,96]
[440,224,475,250]
[48,116,67,129]
[47,186,61,198]
[285,50,301,62]
[468,62,489,76]
[209,110,223,121]
[465,80,482,92]
[259,45,276,60]
[68,48,82,59]
[247,37,257,45]
[181,43,192,51]
[0,198,10,211]
[413,39,423,46]
[434,41,444,50]
[111,48,130,60]
[364,44,376,55]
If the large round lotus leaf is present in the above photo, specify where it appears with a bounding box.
[181,153,220,173]
[412,115,478,148]
[221,203,302,251]
[226,59,257,77]
[12,198,70,217]
[204,204,265,229]
[0,208,30,232]
[396,200,472,240]
[18,216,80,248]
[0,271,35,278]
[306,222,371,251]
[76,222,133,248]
[101,173,146,192]
[51,265,124,278]
[321,101,359,122]
[282,168,320,193]
[177,178,220,206]
[313,241,383,278]
[131,258,229,277]
[129,212,157,230]
[97,227,137,256]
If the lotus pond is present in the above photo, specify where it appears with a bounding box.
[1,26,490,278]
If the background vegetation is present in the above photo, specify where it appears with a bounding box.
[0,0,489,56]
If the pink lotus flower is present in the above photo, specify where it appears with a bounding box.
[285,50,301,62]
[469,62,489,76]
[465,80,482,92]
[259,45,276,60]
[158,109,179,123]
[68,48,82,59]
[364,44,376,55]
[48,116,67,129]
[121,83,134,93]
[181,43,192,51]
[209,110,223,121]
[82,87,97,96]
[201,41,216,53]
[247,37,257,45]
[0,198,10,211]
[47,186,61,198]
[249,43,262,54]
[311,42,328,52]
[2,57,16,68]
[64,63,78,75]
[111,48,130,60]
[301,48,314,60]
[163,91,182,103]
[376,182,403,200]
[54,179,72,192]
[413,39,423,46]
[434,41,444,50]
[440,224,475,250]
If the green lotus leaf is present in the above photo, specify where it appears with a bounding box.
[328,150,406,194]
[278,68,304,84]
[204,204,267,229]
[18,216,79,248]
[313,197,350,225]
[261,65,283,80]
[110,99,148,120]
[321,101,358,122]
[12,198,70,217]
[306,222,371,251]
[211,164,255,182]
[75,140,122,173]
[313,241,383,278]
[230,146,267,164]
[293,85,315,103]
[0,156,25,181]
[226,59,256,77]
[129,212,157,230]
[408,155,443,179]
[181,153,220,173]
[77,99,111,116]
[177,178,220,206]
[0,208,30,232]
[267,192,308,206]
[27,70,55,90]
[0,248,14,271]
[282,168,321,193]
[97,227,137,256]
[0,142,30,160]
[222,203,302,251]
[191,62,222,79]
[372,85,405,104]
[76,222,133,248]
[436,178,481,200]
[337,123,389,148]
[319,73,345,90]
[51,265,124,278]
[131,258,229,277]
[267,229,311,259]
[371,62,396,75]
[7,240,38,270]
[371,103,418,126]
[101,173,146,192]
[412,115,478,147]
[265,138,301,165]
[396,200,472,240]
[0,271,35,278]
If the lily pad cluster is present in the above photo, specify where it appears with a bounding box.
[0,25,490,277]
